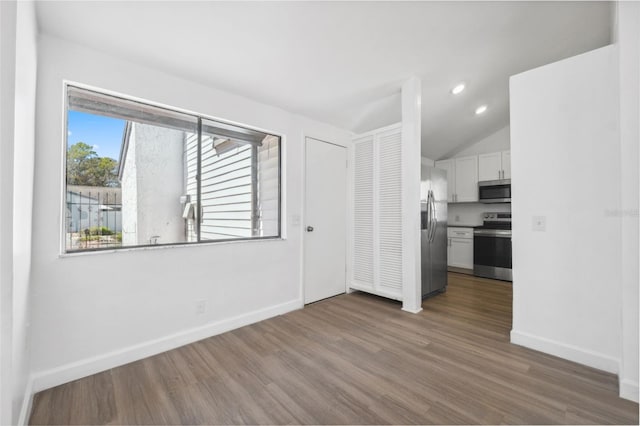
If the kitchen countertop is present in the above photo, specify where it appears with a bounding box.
[448,224,482,228]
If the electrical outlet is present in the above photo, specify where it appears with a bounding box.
[455,215,460,222]
[195,300,207,315]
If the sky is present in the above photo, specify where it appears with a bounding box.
[67,110,125,161]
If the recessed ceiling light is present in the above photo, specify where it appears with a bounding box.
[451,83,465,95]
[475,105,488,115]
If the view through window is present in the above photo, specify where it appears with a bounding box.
[64,85,281,252]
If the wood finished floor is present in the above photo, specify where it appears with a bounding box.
[30,273,639,425]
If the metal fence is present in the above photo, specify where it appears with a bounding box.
[66,187,122,251]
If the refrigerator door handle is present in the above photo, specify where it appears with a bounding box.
[429,190,437,243]
[420,201,429,231]
[432,193,438,242]
[425,191,432,236]
[427,190,433,242]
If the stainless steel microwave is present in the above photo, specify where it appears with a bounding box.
[478,179,511,203]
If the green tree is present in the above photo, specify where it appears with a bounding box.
[67,142,119,187]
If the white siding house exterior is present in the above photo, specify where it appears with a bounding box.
[120,121,280,246]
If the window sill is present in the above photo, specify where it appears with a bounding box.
[59,236,286,258]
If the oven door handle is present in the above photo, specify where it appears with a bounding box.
[473,230,512,238]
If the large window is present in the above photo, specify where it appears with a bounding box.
[64,85,281,252]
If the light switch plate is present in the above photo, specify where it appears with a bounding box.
[291,215,300,226]
[532,216,546,231]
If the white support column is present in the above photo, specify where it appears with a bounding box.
[0,1,17,424]
[401,77,423,313]
[617,0,640,403]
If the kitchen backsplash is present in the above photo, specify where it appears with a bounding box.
[448,202,511,226]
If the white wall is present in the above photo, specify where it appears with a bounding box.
[351,92,402,135]
[420,157,434,167]
[451,125,510,158]
[0,2,18,423]
[12,1,37,423]
[1,1,37,424]
[616,0,639,403]
[30,34,351,391]
[448,203,511,227]
[510,46,622,374]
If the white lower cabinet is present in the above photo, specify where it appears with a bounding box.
[447,227,474,270]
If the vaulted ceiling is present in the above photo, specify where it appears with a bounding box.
[36,1,612,159]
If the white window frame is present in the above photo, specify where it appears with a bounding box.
[60,81,283,255]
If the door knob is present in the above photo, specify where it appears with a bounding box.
[306,226,314,232]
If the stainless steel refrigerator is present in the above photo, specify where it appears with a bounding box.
[421,165,448,298]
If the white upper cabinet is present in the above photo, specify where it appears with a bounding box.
[478,152,502,181]
[435,156,478,203]
[433,159,455,202]
[453,156,478,202]
[501,151,511,179]
[479,150,510,181]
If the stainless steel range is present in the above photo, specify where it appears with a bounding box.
[473,212,512,282]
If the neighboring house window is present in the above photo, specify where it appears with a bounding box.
[64,84,281,253]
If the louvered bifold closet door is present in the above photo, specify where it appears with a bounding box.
[377,129,403,296]
[350,124,403,300]
[351,135,375,290]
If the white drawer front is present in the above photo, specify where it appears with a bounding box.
[447,227,473,239]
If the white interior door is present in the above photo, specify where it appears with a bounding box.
[304,138,347,304]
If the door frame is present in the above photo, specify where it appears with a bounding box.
[302,135,350,305]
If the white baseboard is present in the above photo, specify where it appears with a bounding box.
[620,378,639,403]
[510,329,620,374]
[401,306,423,314]
[17,376,34,426]
[31,299,302,393]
